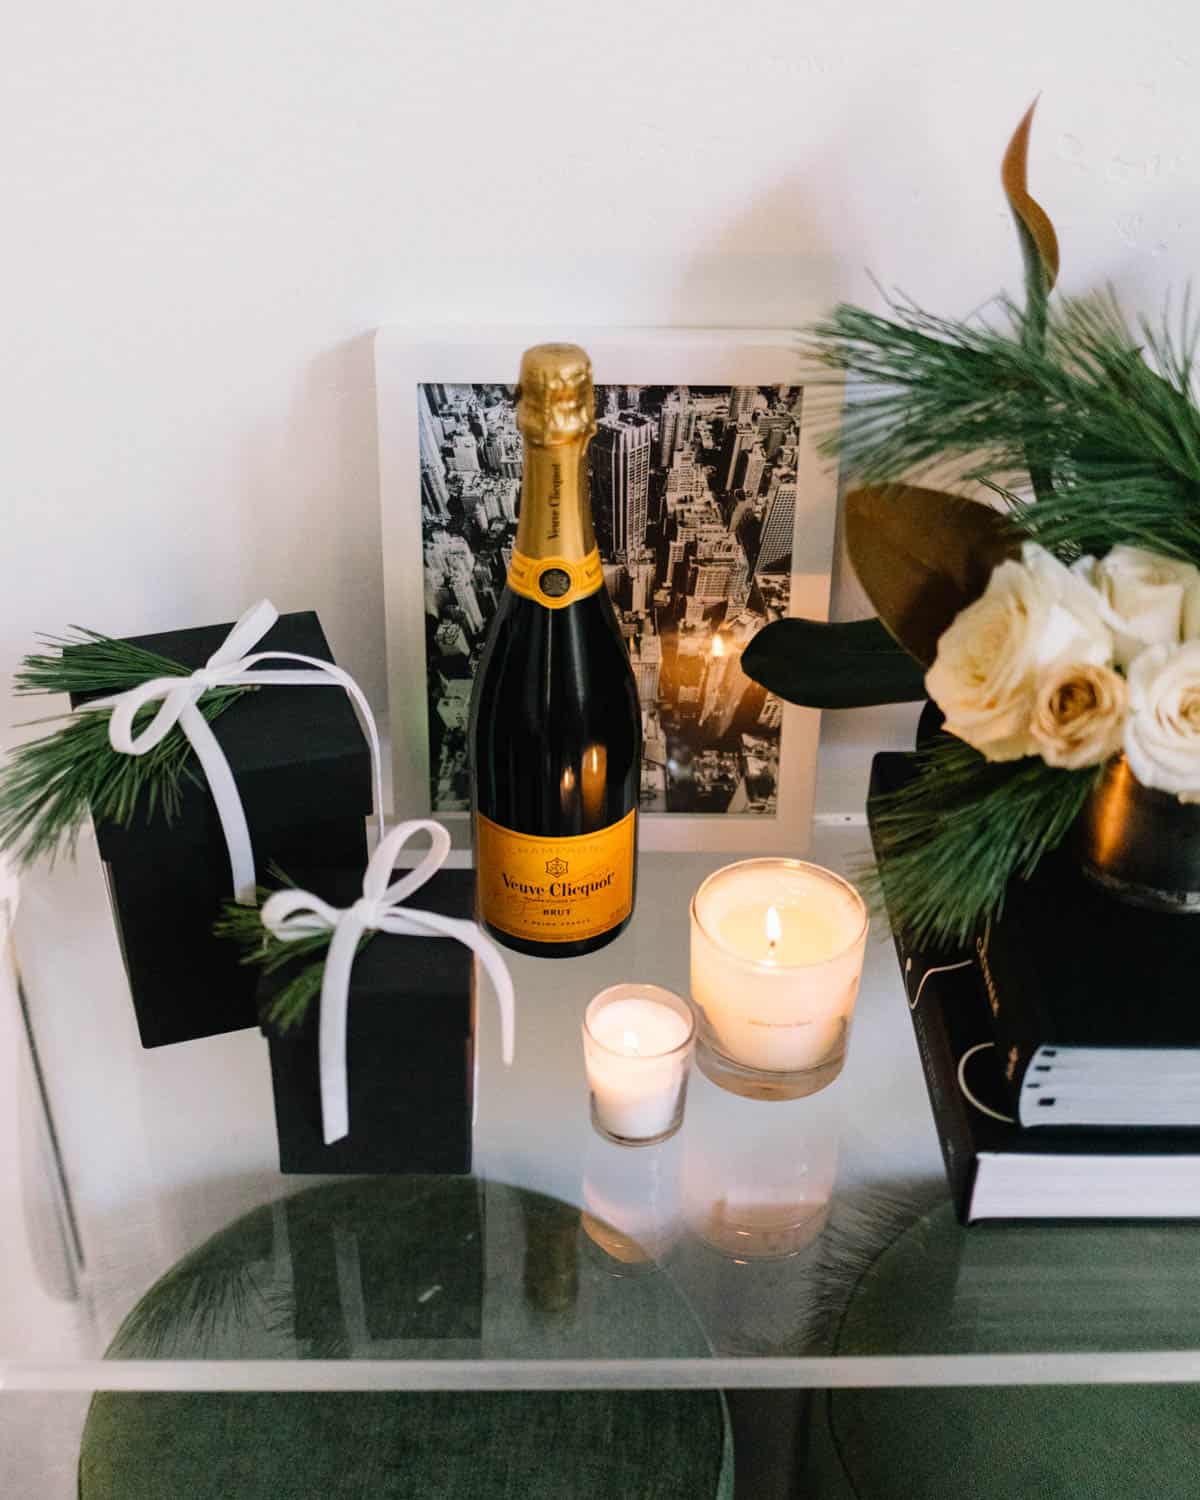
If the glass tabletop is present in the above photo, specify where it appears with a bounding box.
[5,823,1200,1393]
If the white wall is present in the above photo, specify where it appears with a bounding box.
[4,0,1198,757]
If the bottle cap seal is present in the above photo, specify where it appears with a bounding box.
[516,343,597,446]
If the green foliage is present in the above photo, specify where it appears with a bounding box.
[807,292,1200,565]
[741,617,927,707]
[797,108,1200,942]
[866,736,1101,951]
[0,630,244,866]
[216,891,373,1032]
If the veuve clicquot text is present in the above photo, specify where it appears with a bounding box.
[470,343,641,957]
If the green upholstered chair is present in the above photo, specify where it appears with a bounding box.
[805,1200,1200,1498]
[79,1178,733,1500]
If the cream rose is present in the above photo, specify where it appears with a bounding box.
[1124,641,1200,802]
[1029,662,1127,769]
[926,544,1114,761]
[1082,545,1200,668]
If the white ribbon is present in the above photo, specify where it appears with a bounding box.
[81,601,385,905]
[260,819,515,1145]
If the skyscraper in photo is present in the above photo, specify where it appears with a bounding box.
[728,386,759,422]
[425,384,451,413]
[591,412,653,558]
[450,433,480,473]
[452,575,484,634]
[757,412,791,459]
[418,385,445,460]
[421,460,450,521]
[657,388,691,467]
[735,445,766,498]
[629,632,662,706]
[435,619,470,659]
[718,421,754,492]
[757,483,797,573]
[629,557,656,613]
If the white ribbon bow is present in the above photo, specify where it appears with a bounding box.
[83,601,385,905]
[260,819,515,1145]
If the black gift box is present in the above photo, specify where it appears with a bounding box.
[70,611,371,1049]
[258,868,476,1176]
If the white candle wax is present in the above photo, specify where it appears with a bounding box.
[691,861,867,1075]
[584,990,694,1142]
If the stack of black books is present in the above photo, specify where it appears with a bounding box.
[870,753,1200,1223]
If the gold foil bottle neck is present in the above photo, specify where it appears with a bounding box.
[516,343,596,447]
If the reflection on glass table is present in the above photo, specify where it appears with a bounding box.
[101,1177,713,1367]
[5,827,1200,1390]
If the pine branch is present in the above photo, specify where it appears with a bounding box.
[807,290,1200,564]
[16,628,192,695]
[865,736,1100,951]
[0,630,246,867]
[216,895,374,1032]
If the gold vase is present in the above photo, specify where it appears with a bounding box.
[1074,756,1200,913]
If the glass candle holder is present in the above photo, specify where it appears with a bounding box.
[690,859,868,1101]
[583,983,696,1147]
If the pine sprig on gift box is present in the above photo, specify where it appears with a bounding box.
[807,292,1200,564]
[0,629,246,866]
[865,735,1101,950]
[216,893,373,1032]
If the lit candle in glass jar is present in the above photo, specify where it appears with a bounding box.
[583,984,695,1145]
[690,859,868,1100]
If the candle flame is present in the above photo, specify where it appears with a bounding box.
[560,765,576,794]
[622,1028,641,1057]
[711,634,726,658]
[766,904,782,954]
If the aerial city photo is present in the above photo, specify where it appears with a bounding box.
[418,382,802,816]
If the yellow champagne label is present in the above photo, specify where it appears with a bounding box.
[507,547,604,609]
[476,808,636,944]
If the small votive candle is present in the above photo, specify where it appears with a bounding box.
[690,859,868,1100]
[583,983,696,1146]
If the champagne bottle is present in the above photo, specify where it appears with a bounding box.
[470,344,641,957]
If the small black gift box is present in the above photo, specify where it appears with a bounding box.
[257,867,476,1176]
[70,611,371,1049]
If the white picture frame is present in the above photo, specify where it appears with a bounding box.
[375,326,841,854]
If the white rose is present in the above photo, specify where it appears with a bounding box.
[1029,662,1127,770]
[1083,545,1200,668]
[1124,641,1200,803]
[926,543,1113,761]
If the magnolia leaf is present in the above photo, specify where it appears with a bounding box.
[846,484,1018,667]
[741,616,927,708]
[1002,100,1060,504]
[1002,99,1060,312]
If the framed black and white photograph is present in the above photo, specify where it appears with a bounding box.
[376,329,842,852]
